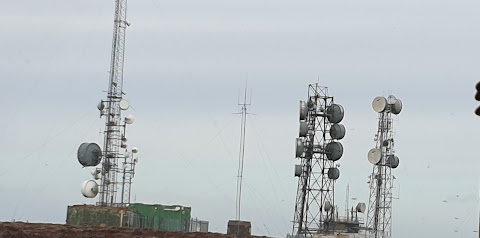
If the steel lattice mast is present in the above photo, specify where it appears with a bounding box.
[366,96,402,238]
[98,0,131,207]
[292,84,346,236]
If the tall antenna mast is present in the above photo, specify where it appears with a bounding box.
[235,86,250,221]
[96,0,136,207]
[77,0,137,207]
[292,83,346,236]
[366,95,402,238]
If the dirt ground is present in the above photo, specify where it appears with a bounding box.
[0,222,270,238]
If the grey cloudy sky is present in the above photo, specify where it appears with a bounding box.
[1,0,480,237]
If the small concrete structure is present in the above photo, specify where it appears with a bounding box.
[227,220,251,237]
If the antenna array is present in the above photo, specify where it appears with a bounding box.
[292,83,345,236]
[235,87,250,221]
[76,0,138,207]
[366,95,402,238]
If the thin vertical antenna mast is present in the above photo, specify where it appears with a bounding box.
[98,0,130,207]
[77,0,137,205]
[346,184,349,221]
[235,85,249,221]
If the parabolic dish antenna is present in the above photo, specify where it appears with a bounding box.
[367,148,382,165]
[326,104,344,123]
[119,99,129,110]
[326,142,343,161]
[392,99,402,115]
[77,143,102,167]
[299,101,307,120]
[327,167,340,180]
[387,95,397,105]
[299,121,308,137]
[81,180,99,198]
[372,96,387,113]
[97,100,105,111]
[295,138,305,157]
[386,155,400,169]
[356,202,367,213]
[125,115,135,124]
[329,124,346,140]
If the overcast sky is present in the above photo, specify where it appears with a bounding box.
[1,0,480,237]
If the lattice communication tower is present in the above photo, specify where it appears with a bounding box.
[77,0,138,207]
[365,95,402,238]
[292,83,346,236]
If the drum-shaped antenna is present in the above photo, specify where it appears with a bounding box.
[367,148,382,165]
[78,143,102,167]
[294,164,302,177]
[324,201,333,212]
[356,202,367,213]
[326,142,343,161]
[299,121,308,137]
[299,101,307,120]
[97,100,105,111]
[81,180,99,198]
[387,95,397,105]
[386,155,400,168]
[132,147,139,153]
[330,124,346,140]
[328,167,340,180]
[392,99,402,115]
[372,96,387,113]
[295,138,305,157]
[119,99,129,110]
[125,115,135,124]
[326,104,344,123]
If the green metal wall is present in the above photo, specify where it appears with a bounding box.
[128,203,191,232]
[66,204,191,232]
[66,205,128,227]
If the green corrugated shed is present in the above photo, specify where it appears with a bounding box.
[128,203,191,232]
[66,205,129,227]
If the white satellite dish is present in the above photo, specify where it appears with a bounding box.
[125,115,135,124]
[329,123,346,140]
[387,95,397,105]
[81,180,99,198]
[299,101,307,120]
[119,99,130,110]
[368,148,382,164]
[372,96,387,113]
[299,121,308,137]
[132,147,139,153]
[392,99,402,115]
[295,138,305,158]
